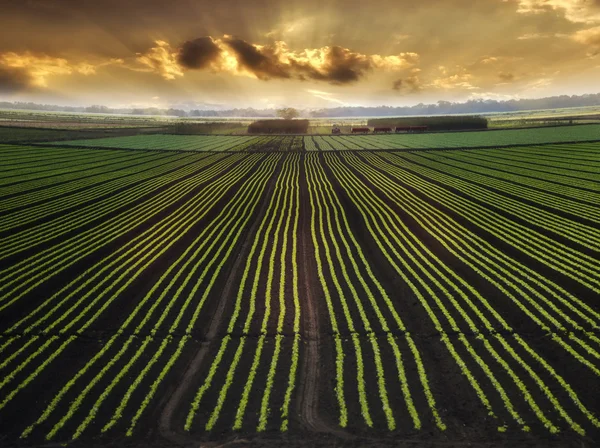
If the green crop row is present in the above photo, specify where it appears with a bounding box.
[7,155,275,441]
[2,142,599,441]
[411,151,600,227]
[379,152,600,294]
[186,154,303,432]
[0,153,234,312]
[325,151,599,433]
[19,154,279,440]
[0,151,175,213]
[305,152,445,430]
[45,125,600,152]
[0,154,262,390]
[0,151,185,231]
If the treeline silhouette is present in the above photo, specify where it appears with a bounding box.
[367,116,488,130]
[310,93,600,117]
[1,92,599,118]
[248,119,309,134]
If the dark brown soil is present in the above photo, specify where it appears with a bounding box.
[1,147,599,448]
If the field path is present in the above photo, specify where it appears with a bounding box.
[295,154,351,439]
[295,177,322,432]
[157,155,282,443]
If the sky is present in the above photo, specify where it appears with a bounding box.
[1,0,600,109]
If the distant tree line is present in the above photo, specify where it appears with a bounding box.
[169,122,245,134]
[1,92,600,117]
[0,102,278,118]
[367,115,488,130]
[248,119,309,134]
[309,94,600,117]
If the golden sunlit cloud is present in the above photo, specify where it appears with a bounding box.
[429,66,480,91]
[572,26,600,55]
[0,52,122,88]
[1,0,599,106]
[517,32,569,39]
[134,37,419,85]
[371,54,419,70]
[134,40,183,80]
[514,0,600,23]
[264,17,315,38]
[525,77,555,89]
[473,55,524,67]
[480,57,500,64]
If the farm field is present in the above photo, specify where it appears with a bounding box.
[0,127,169,146]
[0,140,599,447]
[51,123,600,151]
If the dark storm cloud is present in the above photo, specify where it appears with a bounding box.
[392,76,421,93]
[312,46,373,84]
[498,72,516,82]
[223,38,291,80]
[286,47,375,84]
[0,66,33,93]
[221,38,376,84]
[2,0,599,104]
[177,37,222,69]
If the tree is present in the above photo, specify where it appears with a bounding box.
[276,107,300,120]
[167,108,188,117]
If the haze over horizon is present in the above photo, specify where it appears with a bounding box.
[1,0,600,109]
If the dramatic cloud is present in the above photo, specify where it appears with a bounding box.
[0,66,33,93]
[514,0,600,23]
[392,76,422,94]
[223,38,292,80]
[572,25,600,54]
[473,55,524,66]
[0,51,120,88]
[480,56,500,64]
[133,36,419,85]
[135,41,183,80]
[220,38,417,84]
[429,66,480,91]
[517,32,568,39]
[285,46,371,84]
[499,72,516,82]
[526,77,554,90]
[1,0,599,107]
[177,37,224,70]
[314,46,373,83]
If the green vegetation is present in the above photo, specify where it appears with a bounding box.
[49,124,600,151]
[487,106,600,128]
[276,108,300,120]
[367,115,488,130]
[0,139,599,443]
[52,134,259,151]
[247,119,309,134]
[168,122,246,135]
